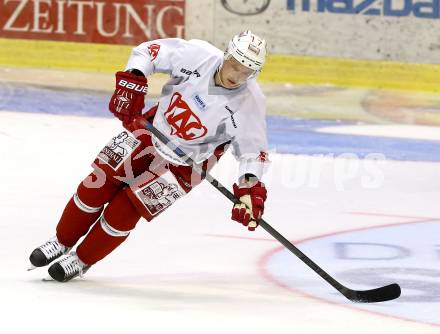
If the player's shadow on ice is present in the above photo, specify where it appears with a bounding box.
[30,274,284,309]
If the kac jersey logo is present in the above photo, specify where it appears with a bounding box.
[165,92,208,141]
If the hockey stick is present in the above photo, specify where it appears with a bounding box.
[144,121,401,303]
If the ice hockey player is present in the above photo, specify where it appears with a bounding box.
[29,31,269,282]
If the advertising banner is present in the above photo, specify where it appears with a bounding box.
[0,0,185,45]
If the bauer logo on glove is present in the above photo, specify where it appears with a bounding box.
[109,71,148,125]
[118,79,148,93]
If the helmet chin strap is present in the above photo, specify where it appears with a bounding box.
[215,64,241,89]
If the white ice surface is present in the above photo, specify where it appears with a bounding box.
[317,124,440,141]
[1,111,440,333]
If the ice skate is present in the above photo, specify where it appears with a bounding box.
[47,252,90,282]
[28,236,70,270]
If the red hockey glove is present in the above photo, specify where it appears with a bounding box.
[109,71,148,126]
[231,181,267,231]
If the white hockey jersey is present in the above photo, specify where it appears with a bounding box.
[125,38,268,179]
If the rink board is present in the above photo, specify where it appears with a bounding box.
[2,38,440,92]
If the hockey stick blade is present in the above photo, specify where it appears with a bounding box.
[342,283,401,303]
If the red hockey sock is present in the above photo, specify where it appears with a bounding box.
[76,188,141,265]
[56,197,103,247]
[56,171,122,247]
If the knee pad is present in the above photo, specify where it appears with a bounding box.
[99,215,131,238]
[101,189,141,232]
[77,170,122,209]
[72,192,103,214]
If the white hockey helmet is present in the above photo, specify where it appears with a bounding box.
[225,30,267,72]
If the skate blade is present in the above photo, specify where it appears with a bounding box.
[42,276,54,282]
